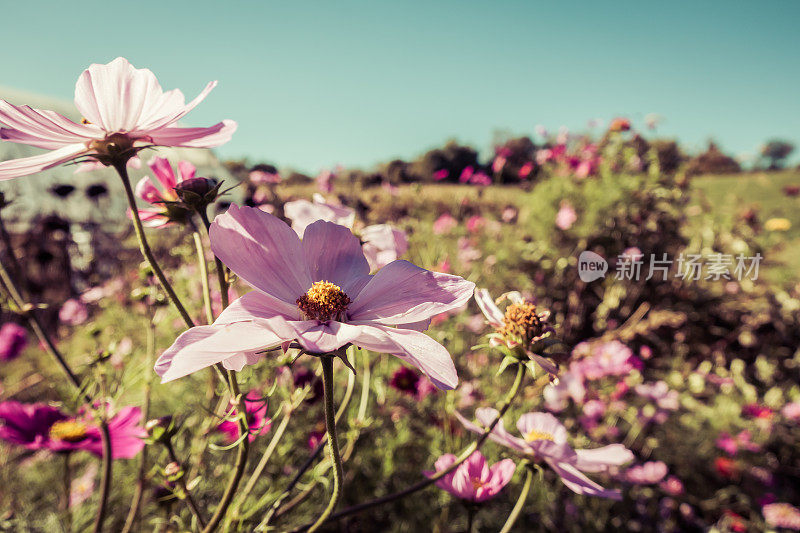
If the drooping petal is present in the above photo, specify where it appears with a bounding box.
[0,100,99,149]
[215,290,300,324]
[146,120,237,149]
[302,220,370,295]
[349,324,458,389]
[474,288,504,327]
[155,318,296,382]
[209,205,312,304]
[133,208,171,228]
[147,156,177,190]
[478,459,516,501]
[426,453,460,493]
[548,460,622,500]
[470,407,530,452]
[574,445,634,473]
[348,260,475,325]
[0,144,87,181]
[290,321,365,354]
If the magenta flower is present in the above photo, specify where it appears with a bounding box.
[156,205,474,389]
[518,162,534,179]
[217,391,272,443]
[58,298,89,326]
[0,322,27,361]
[0,401,145,459]
[0,57,236,180]
[424,451,515,502]
[432,169,449,181]
[715,430,760,456]
[763,503,800,530]
[133,157,197,227]
[283,194,355,235]
[624,461,668,485]
[456,407,632,499]
[555,201,577,230]
[432,213,458,235]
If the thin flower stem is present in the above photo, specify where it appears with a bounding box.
[62,453,72,533]
[121,316,157,533]
[198,208,228,309]
[0,211,25,296]
[0,254,114,533]
[165,440,208,528]
[202,370,250,533]
[292,363,526,531]
[499,466,533,533]
[256,349,362,528]
[113,161,195,329]
[307,356,343,533]
[465,505,476,533]
[193,231,215,324]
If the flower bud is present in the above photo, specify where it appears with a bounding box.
[173,177,223,212]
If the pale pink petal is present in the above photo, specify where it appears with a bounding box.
[348,260,475,325]
[221,351,265,372]
[135,176,164,205]
[478,459,516,501]
[548,460,622,500]
[516,412,568,445]
[302,220,370,294]
[291,321,365,354]
[133,208,170,228]
[135,81,218,132]
[574,445,634,473]
[470,408,530,452]
[178,160,196,181]
[0,144,87,180]
[215,290,300,324]
[349,324,458,389]
[0,100,98,149]
[209,205,312,304]
[474,289,504,327]
[449,465,476,500]
[146,120,237,149]
[148,156,177,189]
[156,318,296,382]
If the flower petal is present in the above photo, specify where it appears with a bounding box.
[135,176,164,205]
[573,445,634,473]
[348,324,458,390]
[0,100,98,149]
[146,120,237,149]
[0,144,87,181]
[215,290,300,324]
[548,460,622,500]
[302,220,370,294]
[147,156,177,190]
[209,205,312,304]
[474,288,504,328]
[291,321,364,354]
[348,260,475,325]
[155,318,295,382]
[516,412,568,445]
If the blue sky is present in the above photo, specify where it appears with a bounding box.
[2,1,798,173]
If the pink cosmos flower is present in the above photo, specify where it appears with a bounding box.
[492,156,507,174]
[742,403,773,420]
[0,57,235,180]
[456,407,632,499]
[624,461,668,485]
[715,430,760,456]
[660,475,684,496]
[459,166,474,183]
[424,451,515,502]
[0,401,145,459]
[555,202,577,230]
[466,215,486,234]
[543,372,586,411]
[634,381,679,411]
[518,161,534,179]
[763,503,800,530]
[361,224,409,271]
[571,341,639,381]
[433,213,458,235]
[155,205,474,389]
[217,391,272,443]
[249,169,281,185]
[432,169,449,181]
[316,167,338,193]
[70,463,98,508]
[0,322,27,361]
[132,157,198,227]
[58,298,89,326]
[283,194,356,235]
[468,172,492,186]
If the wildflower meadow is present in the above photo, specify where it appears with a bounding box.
[1,26,799,533]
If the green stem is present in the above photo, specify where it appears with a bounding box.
[165,441,208,528]
[63,453,72,533]
[297,363,526,529]
[201,370,250,533]
[193,231,215,325]
[199,208,228,309]
[307,356,343,533]
[0,256,113,533]
[499,466,533,533]
[114,162,195,329]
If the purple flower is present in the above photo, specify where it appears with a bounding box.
[456,408,632,499]
[156,205,475,390]
[389,366,420,395]
[0,401,145,459]
[283,194,355,235]
[361,224,409,272]
[624,461,668,485]
[58,298,89,326]
[0,323,27,361]
[634,381,679,411]
[217,391,272,443]
[424,451,515,502]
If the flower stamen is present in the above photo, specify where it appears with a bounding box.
[297,281,351,321]
[497,301,552,345]
[524,429,554,442]
[49,420,89,442]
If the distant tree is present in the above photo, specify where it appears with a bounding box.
[760,139,795,170]
[684,141,741,177]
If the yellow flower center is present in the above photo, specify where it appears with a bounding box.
[49,420,89,442]
[497,302,546,343]
[297,281,351,321]
[81,117,92,124]
[524,429,554,443]
[470,477,487,490]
